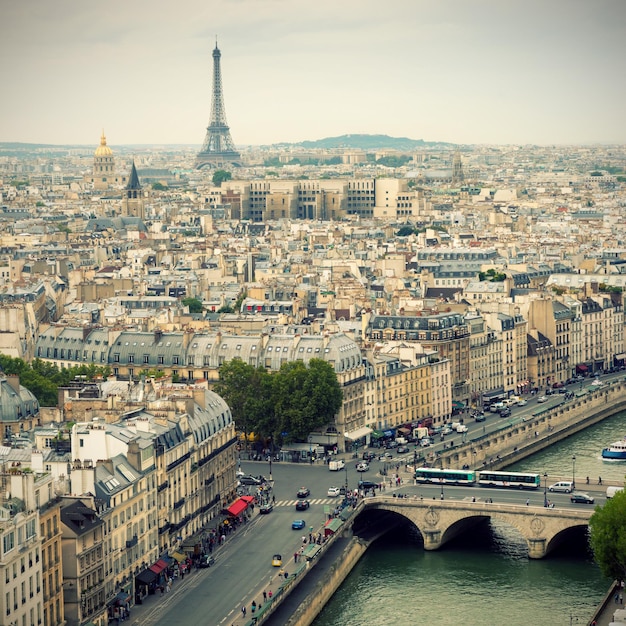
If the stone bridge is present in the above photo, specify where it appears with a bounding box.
[355,496,592,558]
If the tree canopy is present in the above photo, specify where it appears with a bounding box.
[0,354,110,406]
[214,357,342,446]
[212,170,232,186]
[590,488,626,583]
[182,297,203,313]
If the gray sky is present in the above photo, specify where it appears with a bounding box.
[1,0,624,147]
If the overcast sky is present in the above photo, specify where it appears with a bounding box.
[1,0,624,148]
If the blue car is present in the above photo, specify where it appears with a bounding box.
[292,519,306,530]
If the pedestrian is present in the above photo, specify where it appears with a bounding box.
[242,605,246,617]
[251,601,256,614]
[268,590,273,599]
[615,592,619,604]
[586,476,590,484]
[599,476,603,485]
[526,499,529,506]
[263,591,267,603]
[620,593,623,604]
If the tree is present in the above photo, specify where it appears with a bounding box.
[182,297,203,313]
[271,359,342,443]
[590,489,626,583]
[397,226,414,237]
[214,359,270,445]
[152,182,167,190]
[212,170,232,186]
[0,354,110,406]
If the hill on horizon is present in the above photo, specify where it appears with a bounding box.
[0,134,454,156]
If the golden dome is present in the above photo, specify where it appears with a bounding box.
[94,130,113,157]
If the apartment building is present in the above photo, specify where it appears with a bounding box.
[60,497,106,626]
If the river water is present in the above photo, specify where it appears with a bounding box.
[313,409,626,626]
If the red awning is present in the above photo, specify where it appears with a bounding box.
[149,559,168,575]
[240,495,255,504]
[576,364,588,372]
[226,498,249,517]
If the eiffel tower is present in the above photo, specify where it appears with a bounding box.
[196,42,240,169]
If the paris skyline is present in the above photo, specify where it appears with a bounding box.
[1,0,625,148]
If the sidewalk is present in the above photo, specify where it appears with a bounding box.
[125,511,256,626]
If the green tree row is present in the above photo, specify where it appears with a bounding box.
[590,487,626,584]
[0,354,110,407]
[213,358,342,447]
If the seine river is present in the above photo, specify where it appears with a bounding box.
[313,409,626,626]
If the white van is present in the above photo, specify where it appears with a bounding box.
[548,481,573,493]
[606,486,624,499]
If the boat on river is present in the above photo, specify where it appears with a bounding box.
[602,438,626,459]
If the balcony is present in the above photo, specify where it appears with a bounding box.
[157,480,169,493]
[125,535,138,549]
[173,498,185,510]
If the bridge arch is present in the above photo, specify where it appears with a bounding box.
[353,496,592,559]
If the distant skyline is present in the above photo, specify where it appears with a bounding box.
[1,0,625,148]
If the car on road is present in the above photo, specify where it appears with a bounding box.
[358,480,378,490]
[420,438,433,447]
[537,396,548,403]
[272,554,283,567]
[549,481,574,493]
[499,408,511,418]
[362,451,376,461]
[456,424,468,433]
[292,519,306,530]
[239,475,263,485]
[356,462,369,472]
[517,399,527,406]
[474,413,486,422]
[259,503,274,514]
[396,446,410,454]
[442,426,453,435]
[296,500,310,511]
[297,487,310,498]
[327,487,341,497]
[198,554,215,568]
[570,492,595,504]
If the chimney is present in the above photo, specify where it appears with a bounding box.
[127,440,141,471]
[154,328,163,344]
[97,459,114,474]
[193,387,206,410]
[7,374,20,394]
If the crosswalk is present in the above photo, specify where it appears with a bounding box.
[274,498,337,507]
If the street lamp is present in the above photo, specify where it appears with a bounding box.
[440,479,444,500]
[309,435,313,464]
[543,472,548,507]
[344,466,348,495]
[572,455,576,490]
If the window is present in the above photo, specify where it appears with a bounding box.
[158,355,164,364]
[128,354,135,363]
[173,356,179,365]
[143,354,150,364]
[114,353,120,363]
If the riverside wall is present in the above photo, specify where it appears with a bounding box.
[437,379,626,475]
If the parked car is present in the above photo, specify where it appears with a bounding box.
[296,500,310,511]
[239,475,262,485]
[292,520,306,530]
[570,492,595,504]
[259,502,274,514]
[198,554,215,568]
[356,462,369,472]
[297,487,311,498]
[327,487,341,497]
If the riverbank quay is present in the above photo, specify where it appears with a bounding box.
[435,377,626,474]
